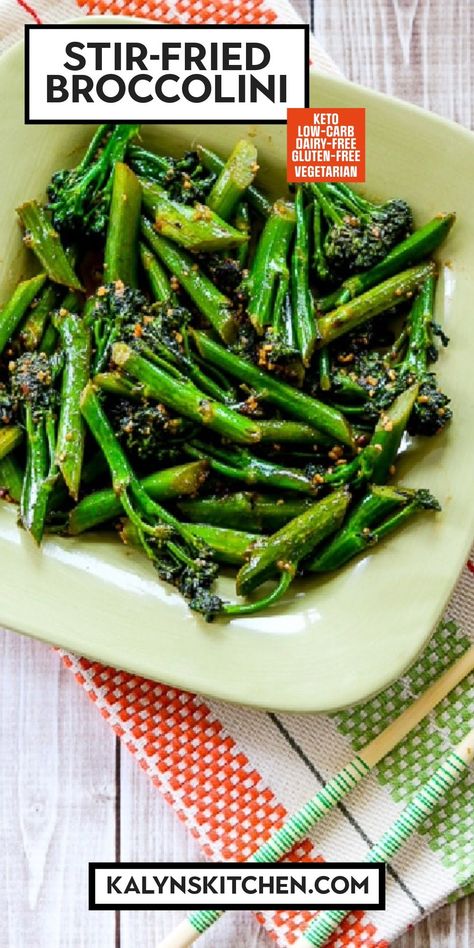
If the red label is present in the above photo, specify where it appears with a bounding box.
[287,108,366,184]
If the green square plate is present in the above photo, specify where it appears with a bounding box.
[1,23,473,711]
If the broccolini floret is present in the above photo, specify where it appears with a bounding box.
[127,144,216,205]
[10,351,58,419]
[330,276,452,437]
[310,182,413,281]
[47,124,139,239]
[109,397,189,462]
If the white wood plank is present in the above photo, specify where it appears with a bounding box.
[313,0,474,127]
[119,748,270,948]
[0,630,116,948]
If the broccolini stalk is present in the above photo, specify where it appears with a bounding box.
[54,296,91,499]
[401,276,438,375]
[21,405,58,543]
[20,284,59,351]
[112,342,261,445]
[192,330,354,448]
[121,518,257,568]
[317,213,455,313]
[67,460,209,535]
[0,426,23,459]
[141,180,248,252]
[312,199,330,282]
[368,383,419,483]
[291,187,317,364]
[244,199,296,337]
[0,455,23,503]
[39,322,58,356]
[93,370,152,400]
[0,273,47,356]
[234,202,250,267]
[47,123,140,238]
[178,492,312,533]
[323,384,419,489]
[309,485,440,572]
[318,348,332,391]
[80,382,222,619]
[16,201,83,291]
[235,488,350,598]
[185,523,259,566]
[104,162,141,287]
[207,139,258,221]
[96,353,230,408]
[185,440,319,495]
[331,373,368,402]
[197,144,272,217]
[139,242,170,302]
[10,352,60,543]
[317,261,436,347]
[141,218,238,344]
[396,275,452,436]
[257,419,331,445]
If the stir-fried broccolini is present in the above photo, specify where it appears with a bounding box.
[0,123,455,619]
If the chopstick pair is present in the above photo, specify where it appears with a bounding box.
[293,724,474,947]
[158,646,474,948]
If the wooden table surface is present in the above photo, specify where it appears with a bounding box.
[1,1,473,946]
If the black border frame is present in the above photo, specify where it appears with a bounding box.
[24,23,310,125]
[88,861,386,912]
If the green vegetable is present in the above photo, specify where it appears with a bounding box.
[185,440,319,495]
[192,330,354,447]
[183,523,257,566]
[317,213,455,312]
[20,284,58,352]
[127,144,216,205]
[291,187,317,364]
[141,179,248,252]
[179,492,312,533]
[235,488,350,598]
[0,273,47,356]
[67,460,209,534]
[310,181,412,281]
[244,199,295,341]
[16,201,82,291]
[80,381,223,619]
[104,162,141,287]
[141,218,238,344]
[207,139,258,221]
[0,455,24,503]
[0,125,454,619]
[112,343,261,445]
[139,241,170,302]
[47,123,139,238]
[197,143,272,217]
[0,426,23,460]
[317,262,436,346]
[309,485,440,572]
[10,351,60,543]
[54,297,91,499]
